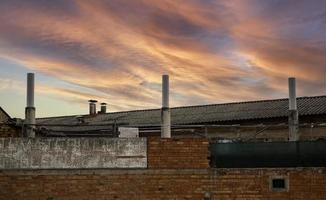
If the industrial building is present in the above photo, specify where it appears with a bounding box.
[0,73,326,199]
[36,95,326,141]
[0,107,19,137]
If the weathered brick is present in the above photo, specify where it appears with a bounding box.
[147,137,210,169]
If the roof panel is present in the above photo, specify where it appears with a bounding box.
[37,96,326,126]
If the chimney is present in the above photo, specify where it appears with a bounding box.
[161,74,171,138]
[89,100,97,115]
[288,77,299,141]
[100,103,107,114]
[24,73,35,138]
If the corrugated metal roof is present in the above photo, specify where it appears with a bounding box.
[37,95,326,127]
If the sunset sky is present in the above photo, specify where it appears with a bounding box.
[0,0,326,118]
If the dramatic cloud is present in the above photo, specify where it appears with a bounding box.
[0,0,325,116]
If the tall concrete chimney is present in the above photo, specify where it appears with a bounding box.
[25,73,35,138]
[161,75,171,138]
[100,103,107,114]
[288,77,299,141]
[89,100,97,115]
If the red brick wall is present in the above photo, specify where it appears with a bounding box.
[1,138,326,199]
[0,124,19,137]
[1,168,326,200]
[147,137,209,169]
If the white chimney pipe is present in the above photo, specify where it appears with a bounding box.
[25,73,35,138]
[27,73,34,107]
[161,75,171,138]
[288,77,299,141]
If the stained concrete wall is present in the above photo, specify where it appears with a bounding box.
[0,138,147,169]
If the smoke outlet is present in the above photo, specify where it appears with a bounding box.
[161,74,171,138]
[89,100,97,115]
[25,73,36,138]
[100,103,107,114]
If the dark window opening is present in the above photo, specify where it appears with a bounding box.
[272,178,286,189]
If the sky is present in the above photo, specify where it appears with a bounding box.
[0,0,326,118]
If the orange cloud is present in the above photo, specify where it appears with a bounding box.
[0,0,326,116]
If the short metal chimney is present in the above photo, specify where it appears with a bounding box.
[24,73,35,138]
[89,100,97,115]
[288,77,299,141]
[100,103,107,114]
[161,75,171,138]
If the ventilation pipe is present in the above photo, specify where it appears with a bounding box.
[24,73,35,138]
[100,103,107,114]
[288,77,299,141]
[161,74,171,138]
[89,100,97,115]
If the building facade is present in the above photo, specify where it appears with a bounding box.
[0,107,19,137]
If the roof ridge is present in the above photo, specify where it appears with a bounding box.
[172,95,326,110]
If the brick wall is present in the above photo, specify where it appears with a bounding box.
[1,138,326,199]
[0,124,19,137]
[1,168,326,200]
[147,137,209,169]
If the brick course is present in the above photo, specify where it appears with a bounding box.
[147,137,210,169]
[1,168,326,200]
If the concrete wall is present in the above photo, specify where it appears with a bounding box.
[0,138,147,169]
